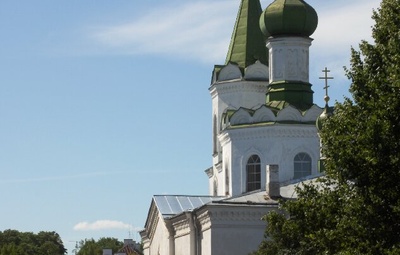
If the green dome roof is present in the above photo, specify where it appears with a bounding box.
[316,103,334,131]
[260,0,318,37]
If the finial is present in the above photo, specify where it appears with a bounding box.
[316,67,334,131]
[319,67,334,107]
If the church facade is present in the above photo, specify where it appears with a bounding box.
[140,0,323,254]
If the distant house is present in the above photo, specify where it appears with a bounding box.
[103,239,142,255]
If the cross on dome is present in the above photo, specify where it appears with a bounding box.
[319,67,334,106]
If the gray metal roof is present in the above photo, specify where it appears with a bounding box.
[219,190,275,204]
[152,176,322,218]
[153,195,222,218]
[280,174,324,199]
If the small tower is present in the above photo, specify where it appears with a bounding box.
[260,0,318,111]
[208,0,269,196]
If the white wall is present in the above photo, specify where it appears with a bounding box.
[221,124,320,196]
[145,212,171,255]
[207,205,271,255]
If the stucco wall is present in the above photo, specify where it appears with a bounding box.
[174,234,191,255]
[145,213,170,255]
[200,228,212,255]
[221,124,320,196]
[207,205,271,255]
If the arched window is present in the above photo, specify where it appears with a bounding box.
[246,155,261,192]
[294,153,312,179]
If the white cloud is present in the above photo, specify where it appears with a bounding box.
[86,0,381,67]
[88,0,236,64]
[73,220,132,231]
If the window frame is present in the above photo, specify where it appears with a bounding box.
[294,152,312,179]
[246,155,261,192]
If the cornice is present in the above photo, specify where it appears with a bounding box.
[210,80,268,98]
[224,104,323,127]
[215,161,223,173]
[145,202,160,240]
[267,36,313,47]
[205,167,213,178]
[172,217,191,238]
[219,124,319,145]
[197,210,212,231]
[197,205,270,226]
[208,209,266,224]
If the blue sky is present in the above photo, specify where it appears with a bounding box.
[0,0,381,254]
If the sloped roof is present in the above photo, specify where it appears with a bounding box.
[116,245,141,255]
[153,195,222,218]
[225,0,268,69]
[210,175,322,206]
[217,190,278,204]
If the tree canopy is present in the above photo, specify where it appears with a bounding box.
[253,0,400,254]
[0,229,66,255]
[76,237,123,255]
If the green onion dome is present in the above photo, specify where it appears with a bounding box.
[260,0,318,37]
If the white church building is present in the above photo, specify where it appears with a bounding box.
[140,0,325,254]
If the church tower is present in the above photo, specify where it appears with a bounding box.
[260,0,318,111]
[207,0,323,197]
[207,0,269,196]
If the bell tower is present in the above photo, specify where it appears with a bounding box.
[207,0,269,196]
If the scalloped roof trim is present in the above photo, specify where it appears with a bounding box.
[224,104,323,128]
[213,61,269,83]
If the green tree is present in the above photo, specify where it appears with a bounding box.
[253,0,400,254]
[76,237,123,255]
[0,230,66,255]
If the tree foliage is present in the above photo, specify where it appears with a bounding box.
[0,229,66,255]
[253,0,400,254]
[76,237,123,255]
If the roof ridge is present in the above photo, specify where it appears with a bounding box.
[225,0,267,69]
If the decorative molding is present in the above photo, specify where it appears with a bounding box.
[194,207,268,230]
[218,132,231,147]
[267,36,312,84]
[172,217,191,238]
[139,230,150,249]
[210,80,268,98]
[215,161,223,173]
[303,105,324,122]
[205,167,213,178]
[226,104,323,126]
[252,105,276,123]
[230,108,252,125]
[276,106,302,122]
[144,201,160,240]
[206,207,268,225]
[210,210,264,222]
[220,125,320,144]
[218,63,242,81]
[213,61,269,84]
[197,210,212,231]
[244,61,269,81]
